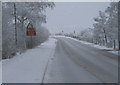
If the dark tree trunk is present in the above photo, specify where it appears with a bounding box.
[14,3,17,45]
[103,28,107,47]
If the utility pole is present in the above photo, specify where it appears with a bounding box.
[14,3,17,45]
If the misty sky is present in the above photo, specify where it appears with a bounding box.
[44,2,110,34]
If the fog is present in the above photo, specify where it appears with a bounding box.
[44,2,110,34]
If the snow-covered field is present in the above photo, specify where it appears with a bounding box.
[2,38,57,83]
[54,35,118,55]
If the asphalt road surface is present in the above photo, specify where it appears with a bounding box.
[43,37,118,83]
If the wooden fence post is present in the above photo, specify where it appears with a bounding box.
[114,40,116,50]
[119,41,120,50]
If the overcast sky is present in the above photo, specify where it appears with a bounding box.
[44,2,110,34]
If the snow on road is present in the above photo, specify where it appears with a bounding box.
[54,35,118,55]
[2,38,57,83]
[44,36,118,83]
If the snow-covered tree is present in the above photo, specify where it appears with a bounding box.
[79,28,93,43]
[2,2,55,59]
[94,11,108,46]
[105,2,118,48]
[93,2,118,49]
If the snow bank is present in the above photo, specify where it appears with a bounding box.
[2,38,57,83]
[54,35,118,55]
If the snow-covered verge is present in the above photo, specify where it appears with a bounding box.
[54,35,118,55]
[2,38,57,83]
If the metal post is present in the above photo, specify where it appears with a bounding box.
[31,35,32,48]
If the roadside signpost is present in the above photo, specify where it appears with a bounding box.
[26,23,36,36]
[26,23,36,48]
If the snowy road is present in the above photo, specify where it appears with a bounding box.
[44,37,118,83]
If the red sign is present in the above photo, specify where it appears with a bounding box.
[26,23,36,36]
